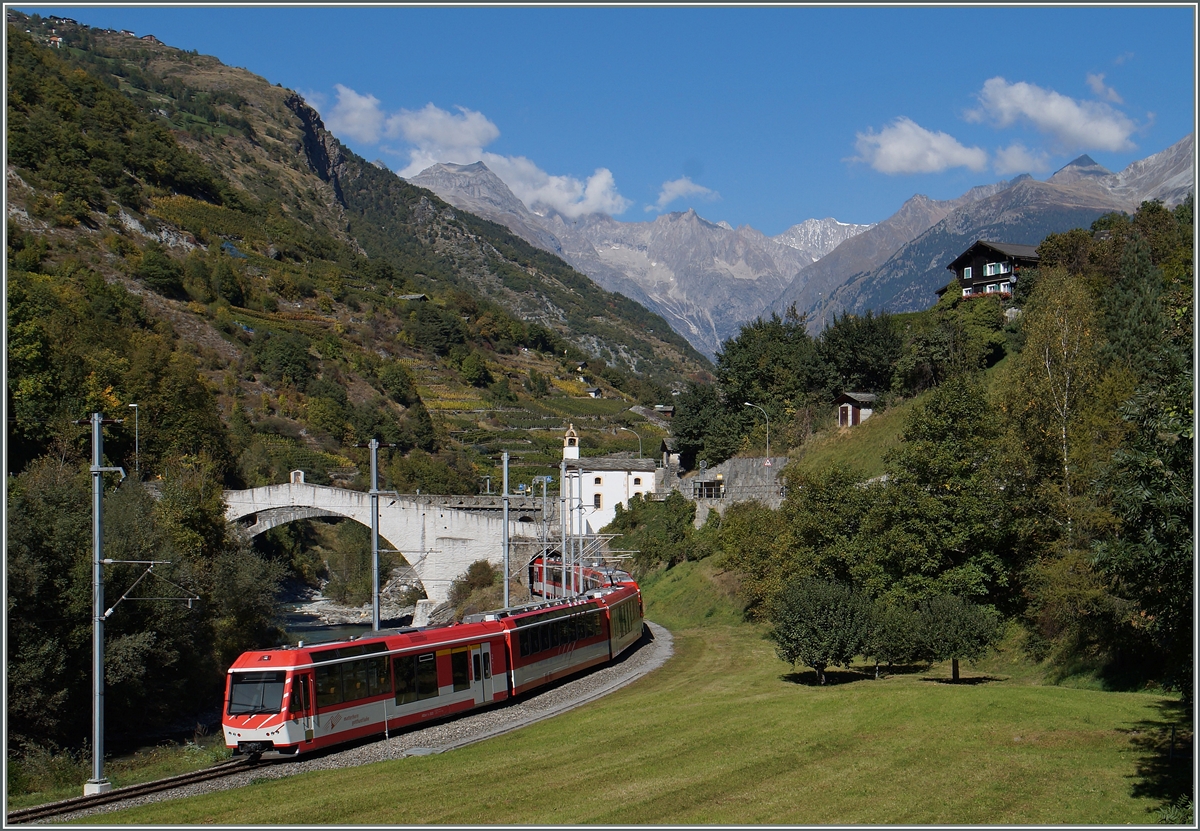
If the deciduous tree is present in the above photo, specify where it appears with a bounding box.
[769,578,872,685]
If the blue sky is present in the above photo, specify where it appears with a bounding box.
[16,4,1197,234]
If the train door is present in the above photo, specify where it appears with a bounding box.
[294,673,315,743]
[470,644,495,704]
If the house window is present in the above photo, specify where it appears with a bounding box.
[593,493,602,509]
[593,476,602,485]
[1001,281,1012,293]
[633,477,642,485]
[962,287,973,297]
[984,262,1011,277]
[987,283,999,293]
[962,266,972,281]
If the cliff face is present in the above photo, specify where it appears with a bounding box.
[286,92,346,205]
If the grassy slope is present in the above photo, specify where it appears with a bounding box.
[787,396,919,479]
[86,561,1179,826]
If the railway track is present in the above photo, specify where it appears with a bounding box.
[4,756,265,825]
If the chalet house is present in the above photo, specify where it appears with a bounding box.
[834,392,876,427]
[585,387,602,399]
[939,241,1039,299]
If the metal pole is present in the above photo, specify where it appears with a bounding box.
[86,413,111,795]
[370,438,380,631]
[576,468,585,598]
[127,403,138,477]
[502,452,510,609]
[618,426,642,457]
[559,460,567,599]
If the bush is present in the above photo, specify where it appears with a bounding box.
[915,595,1003,681]
[769,578,872,685]
[866,601,923,675]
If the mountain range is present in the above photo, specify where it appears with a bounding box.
[411,135,1194,354]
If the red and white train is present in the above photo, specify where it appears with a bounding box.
[222,561,643,758]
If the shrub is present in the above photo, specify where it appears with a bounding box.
[769,578,872,685]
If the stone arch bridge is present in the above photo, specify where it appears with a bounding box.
[224,482,556,604]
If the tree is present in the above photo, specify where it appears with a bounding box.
[818,309,901,394]
[1102,234,1166,379]
[769,578,872,685]
[137,241,186,298]
[716,307,834,414]
[1092,372,1194,697]
[1005,266,1104,504]
[605,491,697,577]
[459,352,493,387]
[865,601,923,677]
[868,373,1015,608]
[915,595,1002,681]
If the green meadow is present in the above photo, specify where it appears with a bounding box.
[78,560,1186,825]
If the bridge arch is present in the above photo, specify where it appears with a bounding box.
[224,482,543,604]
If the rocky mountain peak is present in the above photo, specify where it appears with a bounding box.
[1048,154,1112,185]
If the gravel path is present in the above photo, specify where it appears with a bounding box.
[39,622,673,823]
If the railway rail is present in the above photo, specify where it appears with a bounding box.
[4,757,265,825]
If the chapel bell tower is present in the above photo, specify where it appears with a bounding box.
[563,423,580,460]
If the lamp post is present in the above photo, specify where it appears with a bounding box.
[617,426,642,458]
[127,403,138,477]
[744,402,769,463]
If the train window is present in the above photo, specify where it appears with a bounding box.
[288,674,310,717]
[483,652,491,679]
[367,656,391,697]
[452,651,470,692]
[473,653,481,683]
[344,660,370,702]
[228,671,286,716]
[314,664,343,708]
[416,653,439,699]
[518,630,530,658]
[394,653,439,704]
[393,656,417,705]
[539,624,550,652]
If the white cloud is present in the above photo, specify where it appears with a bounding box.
[386,103,500,174]
[993,142,1051,176]
[852,117,988,174]
[965,76,1136,153]
[646,176,719,212]
[1086,72,1124,104]
[324,84,386,144]
[484,155,631,218]
[322,94,631,219]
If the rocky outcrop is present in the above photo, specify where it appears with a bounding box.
[286,92,346,205]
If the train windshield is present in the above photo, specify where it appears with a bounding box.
[228,670,286,716]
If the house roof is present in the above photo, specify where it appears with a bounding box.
[833,392,877,405]
[946,240,1040,272]
[565,457,657,473]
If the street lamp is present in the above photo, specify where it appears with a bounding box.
[617,426,642,458]
[744,402,769,464]
[127,403,138,477]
